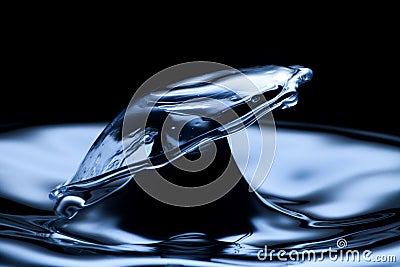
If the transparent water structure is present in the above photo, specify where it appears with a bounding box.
[0,63,399,266]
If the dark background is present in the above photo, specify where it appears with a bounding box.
[2,24,399,137]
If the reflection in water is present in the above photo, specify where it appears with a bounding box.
[0,122,399,266]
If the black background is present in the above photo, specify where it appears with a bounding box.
[2,20,399,137]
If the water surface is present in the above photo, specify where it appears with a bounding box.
[0,122,399,266]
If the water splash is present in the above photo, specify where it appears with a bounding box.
[1,62,399,266]
[50,64,313,215]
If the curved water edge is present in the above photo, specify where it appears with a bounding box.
[0,122,399,266]
[49,64,313,213]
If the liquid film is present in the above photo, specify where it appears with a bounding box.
[49,64,313,214]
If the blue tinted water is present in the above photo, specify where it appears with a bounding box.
[0,64,399,266]
[1,122,399,266]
